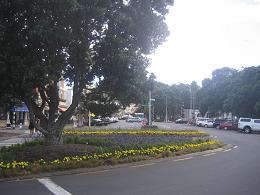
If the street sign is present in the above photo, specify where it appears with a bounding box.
[88,113,95,117]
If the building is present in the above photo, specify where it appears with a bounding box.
[184,109,200,120]
[66,88,73,108]
[57,80,68,113]
[0,80,68,128]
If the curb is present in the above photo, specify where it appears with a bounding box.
[0,144,233,182]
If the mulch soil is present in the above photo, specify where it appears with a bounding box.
[13,144,97,162]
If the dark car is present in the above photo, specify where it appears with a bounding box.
[175,118,188,124]
[91,118,106,126]
[219,121,237,130]
[213,119,227,128]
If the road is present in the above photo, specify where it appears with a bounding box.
[1,122,260,195]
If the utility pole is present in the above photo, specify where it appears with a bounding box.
[148,90,152,126]
[165,95,168,122]
[190,85,194,119]
[148,90,155,126]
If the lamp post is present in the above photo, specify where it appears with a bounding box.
[165,95,168,122]
[148,90,155,126]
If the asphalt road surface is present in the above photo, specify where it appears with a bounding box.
[1,122,260,195]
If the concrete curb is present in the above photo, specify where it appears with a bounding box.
[0,144,233,182]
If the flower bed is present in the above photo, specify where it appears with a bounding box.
[63,130,209,146]
[0,130,222,178]
[63,130,208,136]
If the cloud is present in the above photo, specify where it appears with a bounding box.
[238,0,260,5]
[149,0,260,85]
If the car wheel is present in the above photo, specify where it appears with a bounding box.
[204,124,208,128]
[244,127,251,134]
[216,125,220,129]
[224,127,228,130]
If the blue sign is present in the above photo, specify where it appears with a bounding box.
[10,104,29,112]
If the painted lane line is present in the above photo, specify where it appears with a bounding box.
[223,149,232,152]
[173,157,193,162]
[38,178,72,195]
[132,163,155,168]
[202,153,216,157]
[76,169,109,176]
[233,146,238,149]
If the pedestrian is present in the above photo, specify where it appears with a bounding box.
[29,121,34,137]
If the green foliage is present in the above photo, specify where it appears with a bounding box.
[198,67,238,116]
[143,81,200,121]
[0,0,174,144]
[0,150,16,162]
[198,66,260,118]
[0,139,44,162]
[63,136,118,147]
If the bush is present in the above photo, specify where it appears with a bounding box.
[63,136,118,147]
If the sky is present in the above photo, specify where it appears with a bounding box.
[148,0,260,86]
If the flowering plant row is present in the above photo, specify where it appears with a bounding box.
[63,130,208,136]
[0,140,219,171]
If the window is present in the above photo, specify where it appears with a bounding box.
[240,118,251,122]
[253,120,260,123]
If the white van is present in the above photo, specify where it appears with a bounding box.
[238,118,260,133]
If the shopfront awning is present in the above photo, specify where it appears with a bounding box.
[10,104,29,112]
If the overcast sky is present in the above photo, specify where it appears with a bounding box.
[148,0,260,85]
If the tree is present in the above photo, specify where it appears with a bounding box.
[0,0,174,144]
[198,67,237,117]
[223,66,260,117]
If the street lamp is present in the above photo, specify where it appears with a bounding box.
[165,95,168,122]
[148,90,155,126]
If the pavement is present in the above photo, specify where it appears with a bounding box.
[0,127,31,147]
[1,122,260,195]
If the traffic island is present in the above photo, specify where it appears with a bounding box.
[0,130,223,178]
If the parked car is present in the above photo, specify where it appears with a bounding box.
[213,119,227,128]
[119,115,132,120]
[101,117,111,125]
[91,118,106,126]
[126,117,142,122]
[201,119,214,128]
[175,118,188,124]
[196,117,210,126]
[238,118,260,133]
[219,121,237,130]
[109,117,118,123]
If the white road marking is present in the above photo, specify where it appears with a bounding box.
[233,146,238,149]
[76,169,109,176]
[223,149,232,152]
[202,153,216,157]
[37,178,72,195]
[132,163,155,168]
[173,157,193,162]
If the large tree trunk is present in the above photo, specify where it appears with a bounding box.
[44,131,63,145]
[43,120,66,145]
[24,67,84,145]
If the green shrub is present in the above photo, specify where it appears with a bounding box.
[63,136,118,147]
[0,150,16,162]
